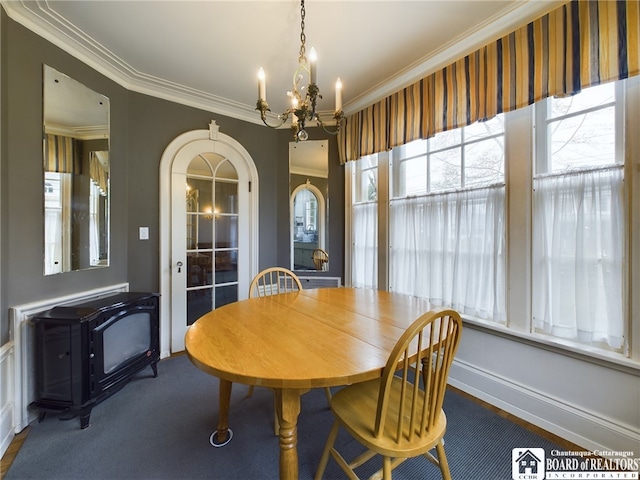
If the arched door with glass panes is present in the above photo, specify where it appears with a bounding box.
[163,126,257,355]
[184,153,239,324]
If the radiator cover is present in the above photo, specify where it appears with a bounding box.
[297,276,341,289]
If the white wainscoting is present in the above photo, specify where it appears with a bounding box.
[449,358,640,453]
[7,283,129,438]
[1,341,15,459]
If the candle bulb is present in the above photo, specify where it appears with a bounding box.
[309,48,317,85]
[257,68,266,101]
[335,77,342,112]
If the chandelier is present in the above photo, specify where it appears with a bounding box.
[256,0,344,141]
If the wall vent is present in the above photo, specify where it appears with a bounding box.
[298,276,342,289]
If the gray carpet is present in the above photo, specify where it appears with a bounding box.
[5,354,566,479]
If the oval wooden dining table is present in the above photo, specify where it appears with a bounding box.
[185,287,433,480]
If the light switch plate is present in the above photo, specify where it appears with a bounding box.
[139,227,149,240]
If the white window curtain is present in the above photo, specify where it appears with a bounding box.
[44,209,63,275]
[89,182,101,266]
[532,166,624,350]
[44,172,71,275]
[389,185,506,322]
[352,202,378,289]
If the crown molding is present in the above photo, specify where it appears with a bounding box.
[1,0,266,125]
[44,123,108,141]
[1,0,567,122]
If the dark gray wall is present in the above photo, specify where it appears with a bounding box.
[1,12,7,342]
[1,11,129,348]
[0,12,345,344]
[124,92,279,290]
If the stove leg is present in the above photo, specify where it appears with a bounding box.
[79,407,91,429]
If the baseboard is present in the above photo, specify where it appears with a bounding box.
[449,358,640,453]
[0,341,15,459]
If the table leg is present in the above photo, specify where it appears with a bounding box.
[210,378,233,447]
[274,388,302,480]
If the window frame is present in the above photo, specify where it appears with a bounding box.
[391,116,505,198]
[530,82,626,354]
[534,81,624,174]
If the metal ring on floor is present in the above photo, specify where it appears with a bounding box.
[209,428,233,447]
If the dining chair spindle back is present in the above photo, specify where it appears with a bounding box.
[312,249,329,271]
[314,308,462,480]
[249,267,303,298]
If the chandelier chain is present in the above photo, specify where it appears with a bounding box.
[298,0,306,65]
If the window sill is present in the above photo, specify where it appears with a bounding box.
[460,315,640,376]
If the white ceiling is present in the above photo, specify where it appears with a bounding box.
[3,0,564,126]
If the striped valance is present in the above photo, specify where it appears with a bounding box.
[43,134,81,173]
[338,0,639,163]
[90,151,109,195]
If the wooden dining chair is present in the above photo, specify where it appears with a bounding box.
[312,248,329,271]
[247,266,332,434]
[314,308,462,480]
[247,267,303,395]
[248,266,303,298]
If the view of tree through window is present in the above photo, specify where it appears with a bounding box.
[542,82,617,173]
[356,154,378,202]
[392,114,504,198]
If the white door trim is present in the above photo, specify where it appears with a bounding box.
[159,121,259,356]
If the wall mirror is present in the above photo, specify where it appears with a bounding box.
[43,65,110,275]
[289,140,329,271]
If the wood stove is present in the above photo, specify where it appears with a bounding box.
[30,292,160,428]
